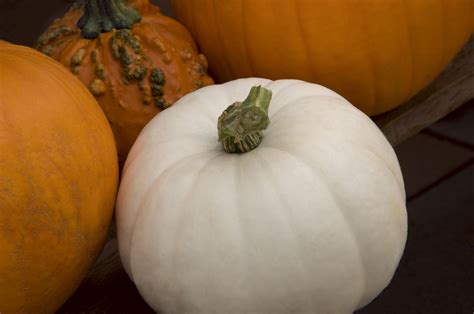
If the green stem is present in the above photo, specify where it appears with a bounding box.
[218,86,272,154]
[76,0,141,39]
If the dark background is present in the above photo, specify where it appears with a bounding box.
[1,0,473,313]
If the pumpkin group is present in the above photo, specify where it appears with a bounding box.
[116,78,407,313]
[0,41,118,313]
[170,0,473,115]
[36,0,214,164]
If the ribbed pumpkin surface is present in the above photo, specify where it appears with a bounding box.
[170,0,472,115]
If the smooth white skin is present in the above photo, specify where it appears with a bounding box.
[116,78,407,314]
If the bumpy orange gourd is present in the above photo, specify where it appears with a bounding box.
[0,41,118,313]
[36,0,214,164]
[170,0,473,115]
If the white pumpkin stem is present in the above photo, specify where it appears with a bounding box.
[217,85,272,153]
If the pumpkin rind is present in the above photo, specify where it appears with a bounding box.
[0,41,118,313]
[116,78,407,313]
[36,0,214,164]
[170,0,473,115]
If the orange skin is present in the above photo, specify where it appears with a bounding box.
[36,0,214,164]
[171,0,473,115]
[0,41,118,313]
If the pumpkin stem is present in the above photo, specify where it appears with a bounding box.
[218,86,272,154]
[77,0,141,39]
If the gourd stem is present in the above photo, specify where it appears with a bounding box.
[217,86,272,154]
[76,0,141,39]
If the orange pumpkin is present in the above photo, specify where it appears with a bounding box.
[36,0,214,164]
[170,0,473,115]
[0,41,118,313]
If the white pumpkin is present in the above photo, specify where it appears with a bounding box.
[116,78,407,314]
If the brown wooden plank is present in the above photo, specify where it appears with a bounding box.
[374,35,474,146]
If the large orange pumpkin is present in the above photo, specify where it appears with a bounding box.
[170,0,473,115]
[0,41,118,313]
[36,0,214,164]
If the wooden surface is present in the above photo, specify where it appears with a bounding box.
[57,35,474,313]
[375,34,474,146]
